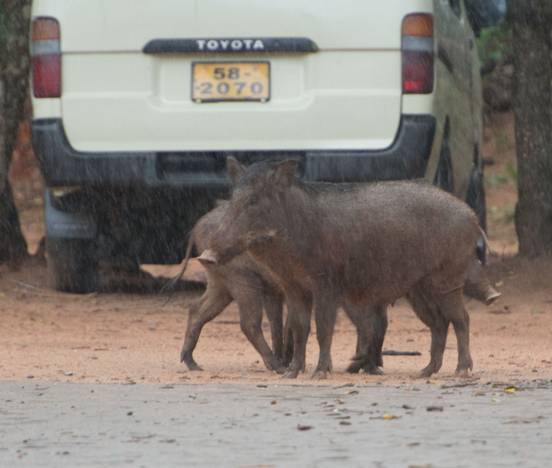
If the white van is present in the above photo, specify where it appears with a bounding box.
[30,0,503,292]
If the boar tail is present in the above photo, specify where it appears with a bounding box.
[160,230,196,302]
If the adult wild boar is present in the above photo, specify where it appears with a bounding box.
[174,202,389,374]
[201,157,492,378]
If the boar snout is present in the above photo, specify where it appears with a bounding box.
[198,249,219,266]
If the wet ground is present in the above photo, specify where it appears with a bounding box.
[1,380,551,467]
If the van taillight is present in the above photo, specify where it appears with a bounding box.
[402,14,434,94]
[31,17,61,98]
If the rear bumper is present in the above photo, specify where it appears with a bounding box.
[32,115,435,188]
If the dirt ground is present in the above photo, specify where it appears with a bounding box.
[2,110,551,387]
[1,255,552,386]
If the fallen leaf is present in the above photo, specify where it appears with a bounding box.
[160,439,176,444]
[489,308,511,315]
[441,380,479,389]
[334,383,354,389]
[504,416,544,424]
[426,406,444,412]
[504,386,517,394]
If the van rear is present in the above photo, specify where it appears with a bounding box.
[32,0,436,187]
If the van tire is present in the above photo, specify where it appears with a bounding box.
[466,165,488,263]
[433,131,454,192]
[47,238,99,293]
[467,167,487,231]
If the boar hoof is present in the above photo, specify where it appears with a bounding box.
[181,353,203,371]
[455,368,472,378]
[346,361,362,374]
[282,368,300,379]
[418,364,437,378]
[186,362,204,372]
[311,370,328,380]
[265,357,285,373]
[364,366,384,376]
[455,362,473,378]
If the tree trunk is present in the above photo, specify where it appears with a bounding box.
[510,0,552,257]
[0,0,31,264]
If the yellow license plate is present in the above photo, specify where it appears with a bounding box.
[192,62,270,103]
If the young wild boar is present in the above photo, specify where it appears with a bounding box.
[201,157,496,378]
[176,202,285,373]
[175,202,389,374]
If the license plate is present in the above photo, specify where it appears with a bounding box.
[192,62,270,103]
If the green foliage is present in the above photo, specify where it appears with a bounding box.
[477,24,512,67]
[485,161,517,189]
[495,127,513,153]
[505,162,518,182]
[486,172,510,188]
[488,203,516,225]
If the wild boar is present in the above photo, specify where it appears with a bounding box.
[174,202,389,374]
[201,157,497,378]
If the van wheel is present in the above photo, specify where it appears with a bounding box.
[467,166,487,231]
[46,238,99,293]
[467,166,488,263]
[433,133,454,192]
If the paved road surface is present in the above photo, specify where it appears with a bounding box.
[1,380,551,467]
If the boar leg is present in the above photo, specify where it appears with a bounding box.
[343,304,386,375]
[407,289,449,378]
[312,295,339,379]
[282,289,312,379]
[281,313,294,368]
[233,287,285,373]
[372,306,388,367]
[437,289,473,376]
[262,287,285,363]
[180,282,232,370]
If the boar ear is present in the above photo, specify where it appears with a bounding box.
[226,156,246,184]
[271,159,298,189]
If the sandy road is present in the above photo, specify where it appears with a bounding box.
[1,257,552,385]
